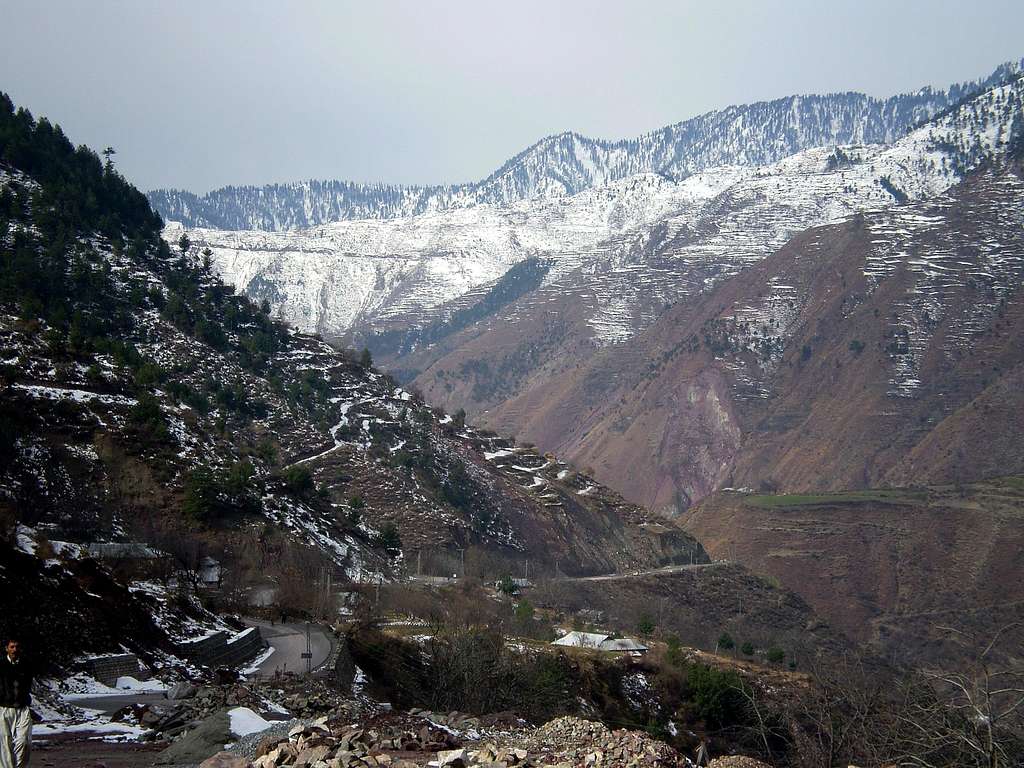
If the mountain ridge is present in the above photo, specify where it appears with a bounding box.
[148,57,1024,230]
[173,70,1023,368]
[461,158,1024,510]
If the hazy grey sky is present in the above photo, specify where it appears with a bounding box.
[2,1,1022,193]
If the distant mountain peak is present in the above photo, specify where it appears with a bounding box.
[149,57,1024,231]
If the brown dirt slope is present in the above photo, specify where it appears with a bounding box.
[533,563,849,661]
[680,478,1024,667]
[441,163,1024,514]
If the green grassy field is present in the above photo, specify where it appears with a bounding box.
[994,476,1024,492]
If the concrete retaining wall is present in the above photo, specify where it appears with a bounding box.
[177,627,265,669]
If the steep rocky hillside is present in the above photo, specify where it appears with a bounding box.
[465,160,1024,512]
[390,78,1022,492]
[0,94,715,662]
[148,58,1022,230]
[0,173,701,583]
[154,75,1024,516]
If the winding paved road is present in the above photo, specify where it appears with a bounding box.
[243,619,334,678]
[63,621,334,717]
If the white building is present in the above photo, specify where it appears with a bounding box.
[551,631,648,654]
[552,631,609,649]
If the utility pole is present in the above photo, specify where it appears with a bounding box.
[417,549,422,576]
[301,621,313,675]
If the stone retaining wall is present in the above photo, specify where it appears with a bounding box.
[84,653,141,686]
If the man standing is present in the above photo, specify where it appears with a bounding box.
[0,637,32,768]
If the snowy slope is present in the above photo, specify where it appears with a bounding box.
[166,170,743,335]
[558,77,1024,345]
[171,76,1024,345]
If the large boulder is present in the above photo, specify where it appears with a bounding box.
[155,709,232,765]
[168,680,198,700]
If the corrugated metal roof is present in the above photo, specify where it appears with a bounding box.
[599,638,649,652]
[552,631,609,648]
[551,631,648,652]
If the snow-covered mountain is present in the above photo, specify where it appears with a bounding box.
[172,74,1024,346]
[163,169,745,335]
[149,59,1024,231]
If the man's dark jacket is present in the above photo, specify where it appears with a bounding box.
[0,656,31,707]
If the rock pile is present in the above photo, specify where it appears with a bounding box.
[254,676,361,719]
[279,686,356,719]
[240,714,691,768]
[135,683,753,768]
[407,709,483,733]
[115,677,363,742]
[250,717,462,767]
[525,716,687,767]
[113,682,271,740]
[707,758,771,768]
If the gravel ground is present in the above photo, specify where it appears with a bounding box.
[33,733,167,768]
[33,718,309,768]
[222,717,305,761]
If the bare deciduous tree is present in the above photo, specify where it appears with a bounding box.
[892,623,1024,768]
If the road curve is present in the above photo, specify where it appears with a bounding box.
[244,619,333,678]
[559,562,728,582]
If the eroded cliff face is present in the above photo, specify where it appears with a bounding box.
[556,367,743,516]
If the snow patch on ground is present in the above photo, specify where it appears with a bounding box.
[228,706,274,737]
[32,719,148,742]
[60,673,168,699]
[241,646,276,676]
[114,676,169,693]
